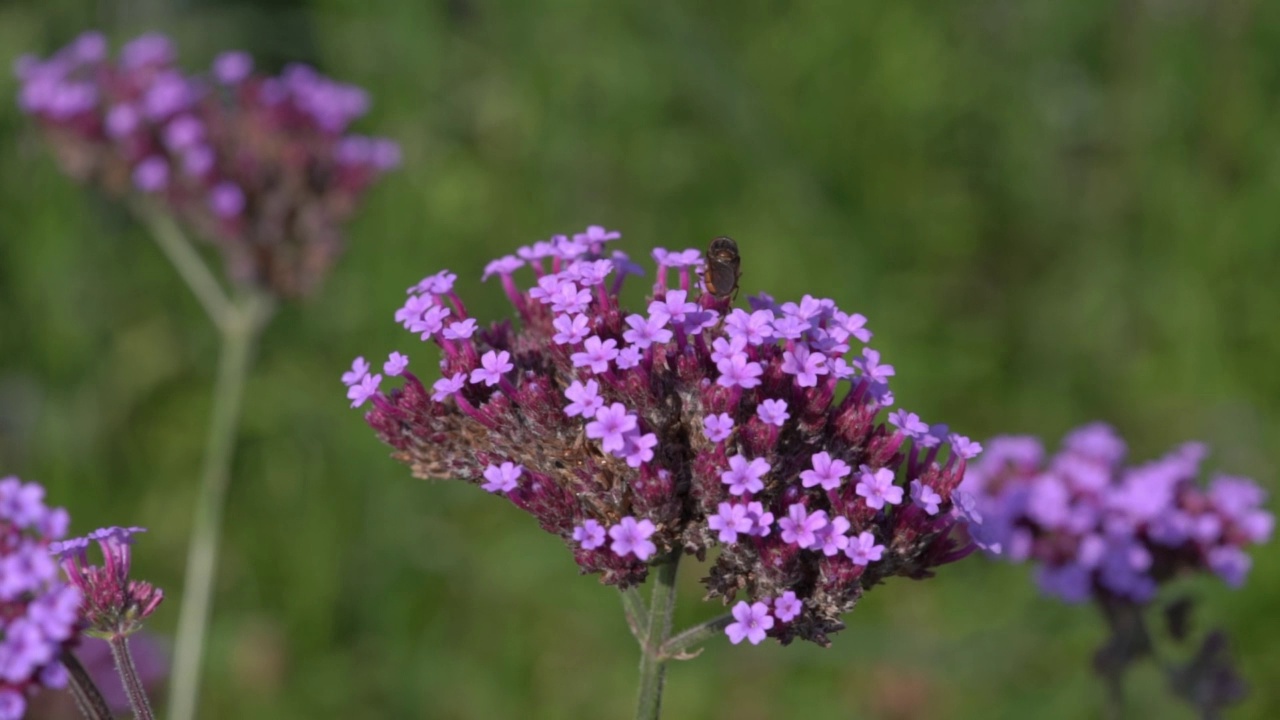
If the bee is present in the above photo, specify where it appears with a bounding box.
[703,236,741,301]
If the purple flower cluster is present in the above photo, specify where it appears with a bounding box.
[347,228,986,645]
[961,423,1273,603]
[0,477,79,720]
[50,526,163,638]
[15,31,398,297]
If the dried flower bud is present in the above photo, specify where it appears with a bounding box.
[51,526,163,638]
[347,228,987,646]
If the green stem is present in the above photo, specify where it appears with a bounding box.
[635,551,681,720]
[622,587,650,642]
[136,204,233,331]
[60,648,114,720]
[166,292,272,720]
[109,634,155,720]
[659,612,732,660]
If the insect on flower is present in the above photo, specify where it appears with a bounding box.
[702,236,741,301]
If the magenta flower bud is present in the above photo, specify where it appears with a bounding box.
[348,229,985,646]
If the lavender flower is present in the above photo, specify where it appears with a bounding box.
[16,31,398,298]
[351,228,984,645]
[0,477,79,720]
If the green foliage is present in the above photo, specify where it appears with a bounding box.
[1,1,1277,717]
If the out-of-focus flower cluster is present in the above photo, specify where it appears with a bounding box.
[15,31,399,297]
[0,477,79,720]
[50,527,162,639]
[346,227,987,646]
[961,423,1273,603]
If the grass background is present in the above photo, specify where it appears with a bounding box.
[2,0,1278,717]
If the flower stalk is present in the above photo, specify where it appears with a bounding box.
[635,551,681,720]
[60,648,113,720]
[109,635,156,720]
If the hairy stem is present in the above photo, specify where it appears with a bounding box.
[659,612,733,660]
[109,634,156,720]
[167,292,272,720]
[622,587,650,643]
[635,551,681,720]
[61,648,114,720]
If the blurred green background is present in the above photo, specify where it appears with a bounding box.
[2,0,1278,718]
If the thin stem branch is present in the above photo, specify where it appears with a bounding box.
[659,612,732,660]
[109,634,156,720]
[136,203,232,331]
[60,648,113,720]
[635,551,681,720]
[166,292,273,720]
[622,587,650,643]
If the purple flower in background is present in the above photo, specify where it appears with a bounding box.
[725,601,774,645]
[910,480,943,515]
[17,32,399,299]
[351,229,983,644]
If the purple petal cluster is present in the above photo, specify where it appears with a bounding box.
[50,526,163,638]
[350,228,985,645]
[962,423,1273,603]
[15,31,398,297]
[0,476,79,720]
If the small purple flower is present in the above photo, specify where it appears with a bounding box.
[715,353,763,389]
[812,514,851,556]
[341,357,370,386]
[621,432,658,468]
[771,315,810,340]
[346,373,382,408]
[757,399,790,427]
[586,403,637,453]
[889,410,929,439]
[105,104,140,138]
[623,314,673,348]
[781,345,828,388]
[209,182,245,218]
[799,452,851,491]
[615,345,643,370]
[702,413,734,443]
[408,270,458,295]
[570,336,619,373]
[573,520,606,550]
[949,434,983,460]
[779,504,828,549]
[856,466,903,510]
[470,350,514,387]
[382,352,409,376]
[431,372,466,401]
[910,479,943,515]
[845,531,885,566]
[1208,546,1251,588]
[648,290,699,326]
[857,348,895,384]
[132,157,169,192]
[443,318,478,340]
[725,601,775,645]
[162,115,204,151]
[710,336,748,365]
[721,455,770,496]
[744,502,774,537]
[773,591,802,623]
[708,503,753,544]
[53,526,163,636]
[609,517,657,561]
[553,314,591,345]
[563,379,604,418]
[482,255,525,280]
[481,462,522,493]
[548,280,593,315]
[409,305,451,339]
[212,50,253,84]
[723,309,775,345]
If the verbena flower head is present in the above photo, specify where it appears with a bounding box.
[0,476,79,720]
[50,526,163,638]
[349,228,987,645]
[15,31,398,297]
[962,423,1273,603]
